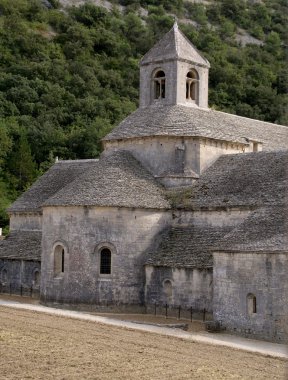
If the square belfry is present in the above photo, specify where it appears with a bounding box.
[139,22,210,109]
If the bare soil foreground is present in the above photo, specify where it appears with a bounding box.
[0,306,287,380]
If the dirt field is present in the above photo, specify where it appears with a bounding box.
[0,306,287,380]
[93,312,205,332]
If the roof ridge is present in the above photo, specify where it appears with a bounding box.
[175,25,210,66]
[56,159,99,164]
[174,22,179,57]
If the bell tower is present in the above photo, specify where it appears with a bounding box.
[139,22,210,109]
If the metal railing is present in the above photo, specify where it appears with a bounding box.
[147,302,211,322]
[0,282,40,299]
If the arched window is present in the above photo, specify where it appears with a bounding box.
[153,70,166,100]
[34,270,40,286]
[54,244,65,276]
[247,293,257,315]
[186,70,199,102]
[1,268,8,283]
[100,248,111,274]
[163,279,173,302]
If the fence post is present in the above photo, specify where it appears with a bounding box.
[20,285,23,296]
[30,286,33,298]
[165,304,168,319]
[9,283,11,295]
[190,306,193,322]
[203,308,206,322]
[154,302,157,316]
[178,305,181,320]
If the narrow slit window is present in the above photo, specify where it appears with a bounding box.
[247,293,257,315]
[253,296,257,313]
[100,248,111,274]
[61,249,65,273]
[54,244,65,276]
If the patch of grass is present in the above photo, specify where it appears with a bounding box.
[166,187,194,209]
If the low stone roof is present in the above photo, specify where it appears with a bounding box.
[146,224,232,269]
[214,206,288,252]
[141,23,210,67]
[169,151,288,210]
[0,231,42,261]
[43,151,170,209]
[103,105,288,150]
[8,160,99,213]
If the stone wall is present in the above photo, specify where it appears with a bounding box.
[104,136,200,180]
[213,252,288,343]
[9,212,42,231]
[40,206,171,310]
[175,209,251,227]
[199,139,244,172]
[0,258,41,296]
[145,265,213,312]
[104,136,245,187]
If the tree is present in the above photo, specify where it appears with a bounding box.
[7,132,37,191]
[0,120,12,166]
[0,180,13,234]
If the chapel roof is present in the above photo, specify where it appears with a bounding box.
[43,151,170,209]
[8,159,99,213]
[141,22,210,67]
[103,104,288,150]
[0,231,42,261]
[168,150,288,210]
[146,224,232,269]
[214,206,288,252]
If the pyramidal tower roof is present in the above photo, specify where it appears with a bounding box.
[141,22,210,67]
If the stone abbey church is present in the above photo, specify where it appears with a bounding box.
[1,23,288,343]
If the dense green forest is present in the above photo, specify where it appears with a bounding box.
[0,0,287,232]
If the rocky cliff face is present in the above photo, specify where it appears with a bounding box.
[58,0,123,11]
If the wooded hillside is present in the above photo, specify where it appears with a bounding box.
[0,0,287,231]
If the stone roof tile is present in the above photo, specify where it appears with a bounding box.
[103,105,288,150]
[141,23,210,67]
[146,224,232,269]
[0,231,42,261]
[8,160,99,213]
[171,151,288,209]
[43,151,170,209]
[215,206,288,252]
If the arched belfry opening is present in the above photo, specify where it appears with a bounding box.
[186,70,199,103]
[153,70,166,100]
